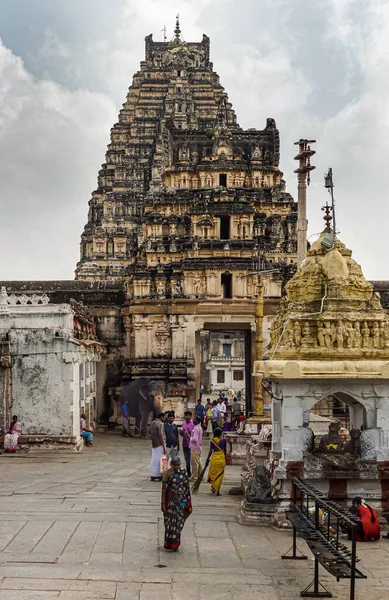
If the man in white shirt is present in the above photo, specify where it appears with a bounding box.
[218,398,226,417]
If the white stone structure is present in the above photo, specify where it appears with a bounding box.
[0,288,105,446]
[255,227,389,507]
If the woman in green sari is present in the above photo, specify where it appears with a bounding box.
[161,456,192,551]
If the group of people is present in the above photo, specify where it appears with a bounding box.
[2,414,93,453]
[150,409,227,551]
[202,395,244,438]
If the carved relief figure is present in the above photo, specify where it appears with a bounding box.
[345,321,355,349]
[323,321,333,349]
[354,321,362,348]
[317,322,325,347]
[193,277,202,294]
[301,321,311,347]
[284,322,294,347]
[372,322,380,349]
[344,429,362,456]
[293,322,301,347]
[379,322,386,349]
[156,280,165,296]
[371,292,382,310]
[246,466,277,504]
[362,321,370,348]
[336,320,345,349]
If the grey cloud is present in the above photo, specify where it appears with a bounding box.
[0,0,387,279]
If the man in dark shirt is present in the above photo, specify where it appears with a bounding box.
[195,399,206,424]
[164,411,179,461]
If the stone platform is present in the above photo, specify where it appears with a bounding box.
[0,433,389,599]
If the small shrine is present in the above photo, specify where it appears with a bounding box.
[255,206,389,510]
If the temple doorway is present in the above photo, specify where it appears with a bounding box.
[199,327,252,411]
[309,393,367,448]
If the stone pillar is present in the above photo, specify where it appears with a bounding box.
[195,329,201,400]
[146,323,153,357]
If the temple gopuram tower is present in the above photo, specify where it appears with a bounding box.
[76,20,298,410]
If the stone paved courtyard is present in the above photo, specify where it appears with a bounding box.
[0,434,389,600]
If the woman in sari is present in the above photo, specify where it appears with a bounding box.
[4,415,22,453]
[161,456,192,551]
[350,497,380,541]
[207,427,226,496]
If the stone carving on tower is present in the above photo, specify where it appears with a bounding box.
[268,206,389,362]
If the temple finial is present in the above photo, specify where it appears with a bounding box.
[174,14,182,42]
[321,202,333,233]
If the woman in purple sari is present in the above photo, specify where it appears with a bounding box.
[161,456,192,551]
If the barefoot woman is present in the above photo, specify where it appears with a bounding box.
[161,456,192,551]
[207,427,226,496]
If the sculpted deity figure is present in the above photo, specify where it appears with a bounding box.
[371,291,382,310]
[361,321,370,348]
[323,321,333,349]
[246,466,277,504]
[354,321,362,348]
[336,320,345,349]
[372,322,380,349]
[345,321,355,349]
[344,429,362,457]
[319,422,344,454]
[379,322,386,349]
[193,277,202,294]
[293,322,301,347]
[284,322,294,346]
[383,322,389,348]
[301,321,311,346]
[317,322,325,348]
[156,280,165,296]
[175,279,183,297]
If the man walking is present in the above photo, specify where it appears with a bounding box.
[180,411,194,477]
[164,411,179,461]
[190,415,203,482]
[121,399,131,436]
[150,413,166,482]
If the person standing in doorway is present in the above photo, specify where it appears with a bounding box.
[121,399,131,436]
[150,413,166,482]
[164,411,179,461]
[199,383,204,401]
[180,411,194,477]
[190,415,203,482]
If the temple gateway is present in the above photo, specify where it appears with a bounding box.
[74,20,298,415]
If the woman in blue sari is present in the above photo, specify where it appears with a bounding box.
[161,456,192,551]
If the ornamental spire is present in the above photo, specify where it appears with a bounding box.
[173,14,183,43]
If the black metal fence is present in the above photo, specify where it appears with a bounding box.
[282,477,366,599]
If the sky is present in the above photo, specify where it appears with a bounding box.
[0,0,388,280]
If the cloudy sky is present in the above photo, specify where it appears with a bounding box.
[0,0,388,280]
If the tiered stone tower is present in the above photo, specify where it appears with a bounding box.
[76,20,298,409]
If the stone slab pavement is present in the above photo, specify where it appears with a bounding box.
[0,434,388,599]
